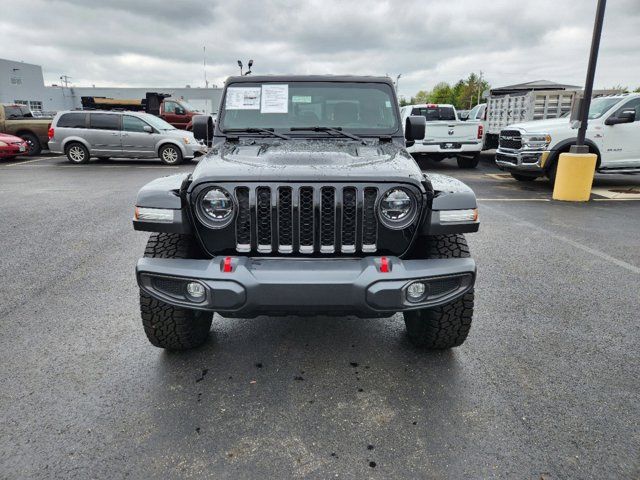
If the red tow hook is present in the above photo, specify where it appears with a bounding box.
[222,256,233,273]
[379,256,390,273]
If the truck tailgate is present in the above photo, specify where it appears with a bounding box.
[423,122,478,143]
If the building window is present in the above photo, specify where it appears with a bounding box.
[10,76,22,85]
[29,101,43,111]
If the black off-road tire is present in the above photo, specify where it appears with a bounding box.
[511,173,538,182]
[20,132,42,156]
[403,234,475,349]
[456,154,480,169]
[139,233,212,350]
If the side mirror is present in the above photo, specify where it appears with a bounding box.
[175,107,186,115]
[605,109,636,125]
[143,125,153,133]
[405,115,426,147]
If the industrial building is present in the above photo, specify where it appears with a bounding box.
[0,57,223,115]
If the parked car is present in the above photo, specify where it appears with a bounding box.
[482,83,621,149]
[495,93,640,183]
[48,110,207,165]
[132,75,480,351]
[400,103,483,168]
[81,93,203,130]
[0,132,29,159]
[0,104,51,155]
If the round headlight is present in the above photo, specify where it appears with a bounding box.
[379,188,417,229]
[197,187,235,228]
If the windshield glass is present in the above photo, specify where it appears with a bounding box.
[139,113,176,130]
[588,97,623,119]
[220,81,398,133]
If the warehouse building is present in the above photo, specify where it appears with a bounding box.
[0,58,222,115]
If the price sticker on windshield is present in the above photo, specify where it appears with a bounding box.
[226,87,261,110]
[261,84,289,113]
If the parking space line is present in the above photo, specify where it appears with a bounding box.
[481,203,640,275]
[478,198,551,201]
[1,156,59,167]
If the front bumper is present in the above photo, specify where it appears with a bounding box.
[0,142,28,157]
[184,142,208,159]
[408,141,482,155]
[136,256,476,318]
[495,148,550,173]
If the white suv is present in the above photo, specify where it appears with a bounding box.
[495,94,640,182]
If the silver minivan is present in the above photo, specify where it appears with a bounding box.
[48,110,207,165]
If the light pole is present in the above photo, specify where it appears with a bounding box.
[395,74,401,93]
[552,0,606,201]
[573,0,607,153]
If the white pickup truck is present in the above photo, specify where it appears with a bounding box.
[495,94,640,183]
[401,104,484,168]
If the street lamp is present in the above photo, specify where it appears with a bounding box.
[395,74,401,93]
[237,59,254,76]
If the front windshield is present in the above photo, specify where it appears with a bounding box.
[220,81,398,133]
[140,113,176,130]
[588,97,622,119]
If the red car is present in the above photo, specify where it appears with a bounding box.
[0,132,28,159]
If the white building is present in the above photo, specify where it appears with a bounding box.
[0,58,223,115]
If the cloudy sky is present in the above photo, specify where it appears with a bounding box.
[1,0,639,98]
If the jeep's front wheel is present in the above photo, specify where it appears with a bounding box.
[403,234,475,349]
[139,233,212,350]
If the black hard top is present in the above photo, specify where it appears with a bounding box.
[225,75,394,85]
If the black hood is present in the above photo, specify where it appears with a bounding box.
[190,140,424,187]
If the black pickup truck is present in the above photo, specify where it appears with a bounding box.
[133,75,479,351]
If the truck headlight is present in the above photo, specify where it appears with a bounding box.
[183,137,192,145]
[378,188,417,229]
[522,134,551,150]
[196,187,235,228]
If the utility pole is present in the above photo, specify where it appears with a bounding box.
[477,70,483,107]
[60,75,71,88]
[574,0,606,152]
[203,46,208,88]
[395,74,402,94]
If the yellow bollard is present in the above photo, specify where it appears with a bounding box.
[552,152,597,202]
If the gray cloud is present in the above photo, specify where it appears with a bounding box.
[1,0,639,96]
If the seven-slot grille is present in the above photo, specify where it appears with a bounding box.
[499,129,522,150]
[233,185,381,254]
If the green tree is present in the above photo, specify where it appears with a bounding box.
[428,82,454,104]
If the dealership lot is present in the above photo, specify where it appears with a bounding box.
[1,153,638,479]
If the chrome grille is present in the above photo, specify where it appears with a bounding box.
[232,185,383,255]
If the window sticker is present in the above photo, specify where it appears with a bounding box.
[385,101,391,107]
[292,95,312,103]
[261,84,289,113]
[226,87,261,110]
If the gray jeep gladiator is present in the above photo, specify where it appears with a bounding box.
[133,75,479,350]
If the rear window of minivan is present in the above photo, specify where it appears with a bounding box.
[57,112,87,128]
[90,113,120,130]
[411,106,456,121]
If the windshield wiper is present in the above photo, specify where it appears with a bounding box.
[225,127,291,140]
[290,126,366,144]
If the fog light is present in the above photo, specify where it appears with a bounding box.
[406,282,427,302]
[186,282,206,300]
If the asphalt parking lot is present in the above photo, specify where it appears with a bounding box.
[1,152,639,479]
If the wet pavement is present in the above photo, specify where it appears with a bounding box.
[1,153,639,479]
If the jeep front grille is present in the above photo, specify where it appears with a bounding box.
[233,185,381,255]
